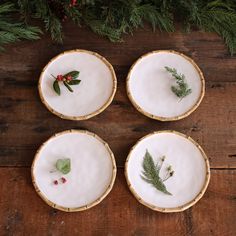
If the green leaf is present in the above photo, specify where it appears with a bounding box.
[63,82,73,92]
[68,79,81,85]
[56,158,71,174]
[53,80,60,95]
[141,150,172,195]
[64,71,80,80]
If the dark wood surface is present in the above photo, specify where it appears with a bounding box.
[0,22,236,235]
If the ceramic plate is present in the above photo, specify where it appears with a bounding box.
[125,130,210,212]
[39,49,117,120]
[127,50,205,121]
[32,130,116,212]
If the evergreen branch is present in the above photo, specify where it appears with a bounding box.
[1,0,236,55]
[0,2,15,14]
[18,0,64,43]
[174,0,236,55]
[165,66,192,99]
[141,150,173,195]
[44,14,63,43]
[83,0,173,42]
[0,2,42,51]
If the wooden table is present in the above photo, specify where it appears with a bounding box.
[0,22,236,235]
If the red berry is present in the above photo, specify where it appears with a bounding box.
[56,75,63,81]
[53,180,58,185]
[61,177,67,183]
[71,0,77,6]
[66,75,72,81]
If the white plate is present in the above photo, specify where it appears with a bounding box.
[125,130,210,212]
[32,130,116,212]
[39,49,117,120]
[127,50,205,121]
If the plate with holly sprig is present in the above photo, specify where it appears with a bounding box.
[38,49,117,120]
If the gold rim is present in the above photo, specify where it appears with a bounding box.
[125,130,210,213]
[38,49,117,120]
[31,129,117,212]
[126,50,205,121]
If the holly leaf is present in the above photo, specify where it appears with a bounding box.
[68,79,81,85]
[64,71,80,80]
[56,158,71,174]
[63,81,73,92]
[53,80,60,95]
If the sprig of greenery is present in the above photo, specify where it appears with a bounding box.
[165,66,192,99]
[18,0,63,43]
[83,0,173,42]
[174,0,236,56]
[52,70,81,95]
[0,2,42,51]
[1,1,236,55]
[141,150,174,195]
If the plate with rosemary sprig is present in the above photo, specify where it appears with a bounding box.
[125,130,210,212]
[32,130,116,212]
[38,49,117,120]
[126,50,205,121]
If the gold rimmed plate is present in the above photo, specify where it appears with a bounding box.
[38,49,117,120]
[125,130,210,212]
[127,50,205,121]
[32,130,117,212]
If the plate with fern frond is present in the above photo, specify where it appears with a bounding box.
[125,130,210,212]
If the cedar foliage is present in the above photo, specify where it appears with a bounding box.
[165,66,192,99]
[0,0,236,54]
[0,2,41,51]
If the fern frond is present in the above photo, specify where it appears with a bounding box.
[141,150,172,195]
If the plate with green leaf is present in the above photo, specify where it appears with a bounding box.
[32,130,116,212]
[126,50,205,121]
[38,49,117,120]
[125,130,210,212]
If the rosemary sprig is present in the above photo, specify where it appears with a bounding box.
[165,66,192,99]
[141,150,174,195]
[51,70,81,95]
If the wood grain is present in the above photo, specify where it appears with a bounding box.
[0,79,235,167]
[0,168,235,236]
[0,23,236,235]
